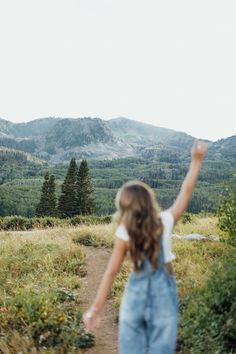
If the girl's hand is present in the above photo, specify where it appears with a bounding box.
[83,307,100,332]
[191,141,207,162]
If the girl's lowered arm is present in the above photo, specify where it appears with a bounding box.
[83,238,127,331]
[170,141,207,224]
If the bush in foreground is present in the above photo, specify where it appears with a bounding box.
[218,179,236,247]
[0,288,94,353]
[178,250,236,354]
[0,230,93,353]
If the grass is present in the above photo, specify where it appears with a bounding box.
[0,229,86,294]
[71,214,226,310]
[0,228,94,353]
[72,213,221,249]
[174,213,219,236]
[72,223,115,248]
[111,239,229,312]
[0,214,232,353]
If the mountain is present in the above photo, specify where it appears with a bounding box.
[107,117,195,149]
[14,117,61,137]
[44,118,115,149]
[0,116,235,163]
[0,147,44,185]
[0,117,134,162]
[207,135,236,162]
[0,118,16,137]
[0,116,235,217]
[41,117,135,162]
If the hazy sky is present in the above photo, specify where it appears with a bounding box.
[0,0,235,141]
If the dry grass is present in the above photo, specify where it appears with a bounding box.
[0,216,228,353]
[71,223,116,248]
[0,228,94,353]
[65,215,225,312]
[174,214,219,236]
[172,239,228,297]
[0,228,87,297]
[111,239,229,311]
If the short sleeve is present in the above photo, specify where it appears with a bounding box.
[160,210,174,231]
[115,224,129,242]
[160,210,176,263]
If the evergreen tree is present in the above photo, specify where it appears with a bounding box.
[36,173,49,216]
[77,160,95,215]
[58,158,79,217]
[48,175,57,216]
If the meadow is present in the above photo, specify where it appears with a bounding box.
[0,215,235,353]
[0,228,94,353]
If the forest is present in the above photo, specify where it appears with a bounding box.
[0,146,234,217]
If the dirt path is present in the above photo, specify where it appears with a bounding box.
[80,246,118,354]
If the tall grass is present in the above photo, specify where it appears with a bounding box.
[0,228,94,353]
[174,214,219,236]
[0,215,232,353]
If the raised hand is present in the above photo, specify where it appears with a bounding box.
[191,141,207,161]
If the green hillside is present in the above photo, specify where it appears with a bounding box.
[108,117,196,149]
[0,117,235,217]
[0,155,232,217]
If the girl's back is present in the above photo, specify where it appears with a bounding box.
[118,210,178,354]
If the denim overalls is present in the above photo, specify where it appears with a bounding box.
[118,238,178,354]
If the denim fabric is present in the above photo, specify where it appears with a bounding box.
[118,240,178,354]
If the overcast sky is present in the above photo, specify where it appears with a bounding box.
[0,0,235,141]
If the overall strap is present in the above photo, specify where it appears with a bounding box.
[141,233,164,273]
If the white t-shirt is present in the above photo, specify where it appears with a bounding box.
[115,210,176,263]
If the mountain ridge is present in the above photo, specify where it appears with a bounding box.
[0,116,235,162]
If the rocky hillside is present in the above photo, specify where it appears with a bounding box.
[0,116,235,163]
[207,135,236,162]
[107,117,196,149]
[0,117,133,162]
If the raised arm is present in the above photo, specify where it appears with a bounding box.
[170,141,207,224]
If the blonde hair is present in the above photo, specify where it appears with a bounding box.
[113,180,163,272]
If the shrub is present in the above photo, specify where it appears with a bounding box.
[73,232,112,248]
[32,217,62,229]
[72,224,114,248]
[0,288,94,352]
[0,228,92,352]
[100,215,113,224]
[0,216,33,231]
[181,212,193,224]
[70,214,112,226]
[0,215,112,231]
[178,250,236,354]
[218,179,236,247]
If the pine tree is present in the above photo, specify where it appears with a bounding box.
[77,160,95,215]
[36,173,49,216]
[58,158,79,217]
[48,175,57,216]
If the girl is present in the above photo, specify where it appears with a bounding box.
[83,141,207,354]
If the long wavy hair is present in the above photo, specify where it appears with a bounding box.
[113,180,163,272]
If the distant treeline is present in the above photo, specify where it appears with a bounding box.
[0,150,233,217]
